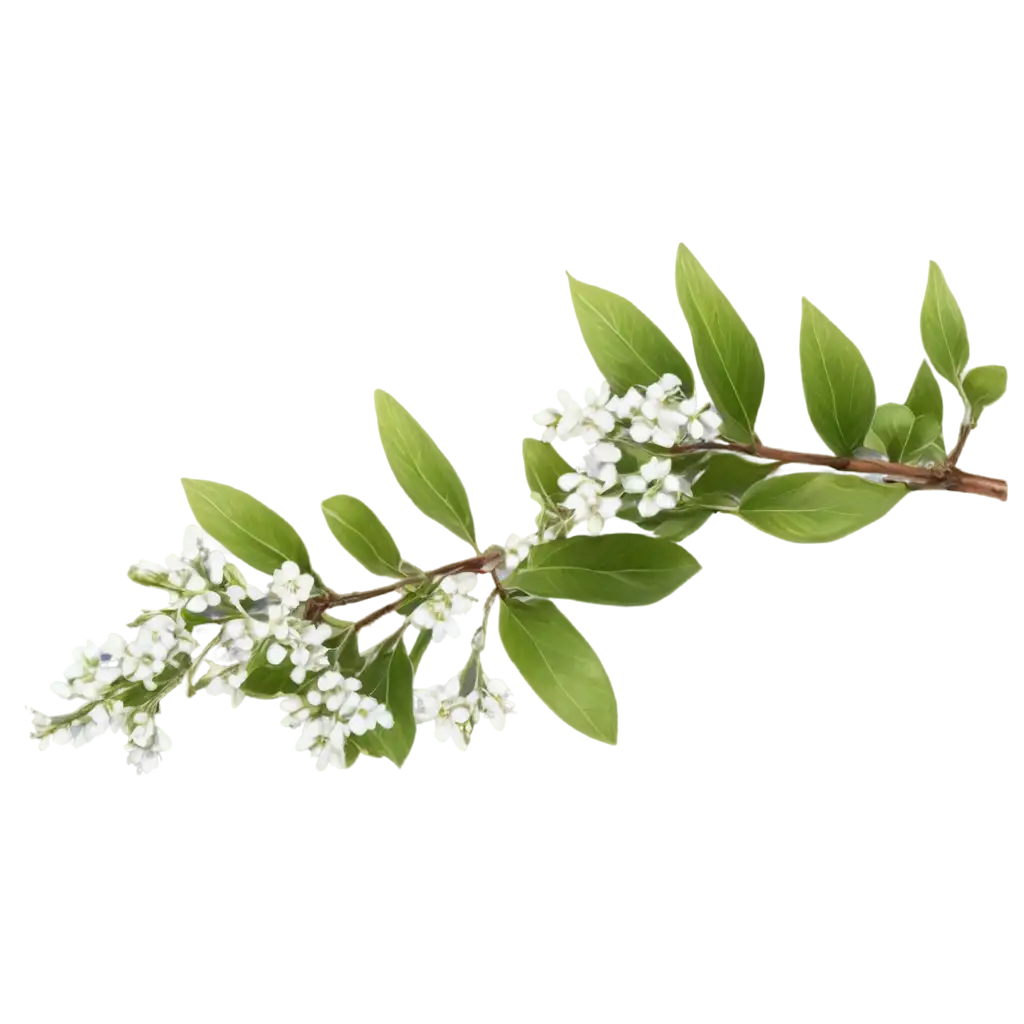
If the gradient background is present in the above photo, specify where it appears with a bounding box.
[2,9,1024,1024]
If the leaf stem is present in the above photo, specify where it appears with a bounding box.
[670,440,1007,501]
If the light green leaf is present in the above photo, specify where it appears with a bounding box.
[374,390,476,548]
[799,299,876,456]
[692,452,780,498]
[674,243,764,443]
[963,365,1007,424]
[870,404,940,463]
[738,472,905,543]
[498,596,617,744]
[522,438,574,504]
[353,638,415,766]
[905,360,944,422]
[181,479,311,574]
[511,535,700,606]
[920,261,969,385]
[321,495,404,578]
[567,275,694,395]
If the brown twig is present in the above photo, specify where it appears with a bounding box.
[670,440,1007,501]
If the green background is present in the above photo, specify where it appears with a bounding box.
[2,9,1024,1024]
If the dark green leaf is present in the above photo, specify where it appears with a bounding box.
[321,495,404,578]
[374,390,476,547]
[511,535,700,606]
[799,299,876,456]
[738,472,905,543]
[498,596,617,744]
[963,365,1007,424]
[920,261,969,385]
[181,479,311,574]
[674,242,764,443]
[408,628,432,674]
[352,640,415,766]
[567,274,694,395]
[522,438,575,504]
[692,453,780,498]
[652,508,714,541]
[240,664,298,700]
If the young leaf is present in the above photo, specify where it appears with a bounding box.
[870,404,940,464]
[738,473,905,543]
[566,275,694,395]
[499,596,617,744]
[321,495,404,578]
[799,299,877,456]
[963,365,1007,424]
[692,453,780,499]
[181,479,311,575]
[920,261,969,385]
[374,390,476,548]
[511,535,700,606]
[352,639,415,766]
[674,242,764,443]
[905,360,944,422]
[522,438,574,504]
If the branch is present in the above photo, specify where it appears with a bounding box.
[304,551,503,622]
[672,440,1008,501]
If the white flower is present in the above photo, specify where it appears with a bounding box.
[280,672,393,771]
[122,615,193,690]
[410,573,478,643]
[182,525,227,584]
[266,622,332,684]
[57,633,126,699]
[414,671,514,750]
[204,666,247,707]
[621,456,688,518]
[269,561,315,612]
[221,614,268,663]
[561,478,622,535]
[503,533,534,571]
[534,384,615,443]
[174,520,203,561]
[124,710,171,775]
[679,398,722,441]
[628,373,688,447]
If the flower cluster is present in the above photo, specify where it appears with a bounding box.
[409,573,478,642]
[413,667,514,751]
[527,374,718,540]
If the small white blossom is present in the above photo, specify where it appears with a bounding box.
[622,456,688,518]
[410,573,478,643]
[561,477,622,535]
[56,633,126,699]
[124,710,171,775]
[679,398,722,441]
[503,533,534,571]
[280,671,393,771]
[414,671,514,750]
[269,561,315,612]
[264,618,331,684]
[534,384,615,443]
[628,373,688,447]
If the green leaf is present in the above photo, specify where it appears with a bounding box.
[738,472,905,543]
[674,242,764,443]
[799,299,877,456]
[963,365,1007,424]
[321,495,404,578]
[905,360,944,422]
[234,638,292,696]
[408,628,432,674]
[511,535,700,606]
[181,479,311,575]
[652,508,714,541]
[692,453,780,499]
[352,639,415,766]
[374,390,476,548]
[522,438,574,504]
[920,261,969,385]
[498,596,617,744]
[566,274,694,395]
[870,404,940,464]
